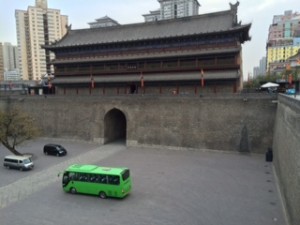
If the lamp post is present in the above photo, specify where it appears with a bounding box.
[295,65,299,98]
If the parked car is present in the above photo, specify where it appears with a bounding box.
[286,89,296,95]
[44,144,67,156]
[3,155,34,171]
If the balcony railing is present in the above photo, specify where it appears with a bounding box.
[53,42,239,63]
[54,57,239,76]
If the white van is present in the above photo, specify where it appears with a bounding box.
[3,155,34,171]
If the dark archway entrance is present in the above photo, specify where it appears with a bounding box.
[104,108,127,144]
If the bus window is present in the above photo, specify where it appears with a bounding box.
[108,175,120,185]
[89,175,98,182]
[78,173,88,182]
[98,174,107,184]
[69,172,76,180]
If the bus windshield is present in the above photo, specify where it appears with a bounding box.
[122,169,130,181]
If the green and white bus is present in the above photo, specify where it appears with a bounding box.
[61,164,132,199]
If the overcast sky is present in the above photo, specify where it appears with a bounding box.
[1,0,300,79]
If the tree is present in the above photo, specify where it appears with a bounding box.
[243,74,283,89]
[0,108,40,155]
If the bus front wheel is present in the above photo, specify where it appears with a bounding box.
[99,191,106,199]
[70,187,77,194]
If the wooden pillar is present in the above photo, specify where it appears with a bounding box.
[233,83,237,93]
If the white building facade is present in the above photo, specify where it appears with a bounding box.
[15,0,68,81]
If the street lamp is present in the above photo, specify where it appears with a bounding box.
[295,65,299,98]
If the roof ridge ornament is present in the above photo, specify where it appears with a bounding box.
[230,1,240,26]
[230,1,240,12]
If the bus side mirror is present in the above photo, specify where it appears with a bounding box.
[58,172,62,177]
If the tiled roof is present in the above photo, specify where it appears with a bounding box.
[48,9,250,48]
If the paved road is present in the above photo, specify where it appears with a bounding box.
[0,138,100,188]
[0,141,288,225]
[0,143,125,209]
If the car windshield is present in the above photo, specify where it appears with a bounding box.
[23,158,31,164]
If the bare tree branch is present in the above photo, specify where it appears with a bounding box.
[0,107,40,155]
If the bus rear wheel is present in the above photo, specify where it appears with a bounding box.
[70,187,77,194]
[99,191,106,199]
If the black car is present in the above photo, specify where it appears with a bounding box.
[43,144,67,156]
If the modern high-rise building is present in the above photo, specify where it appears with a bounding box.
[266,10,300,74]
[2,42,18,72]
[253,57,267,78]
[0,43,4,81]
[259,57,267,75]
[15,0,68,81]
[253,67,260,78]
[1,42,20,81]
[144,0,200,22]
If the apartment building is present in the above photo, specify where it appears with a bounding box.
[15,0,68,80]
[144,0,200,22]
[0,43,4,81]
[2,42,18,72]
[266,10,300,73]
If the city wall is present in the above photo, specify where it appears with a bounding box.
[273,95,300,225]
[0,94,277,153]
[4,94,300,224]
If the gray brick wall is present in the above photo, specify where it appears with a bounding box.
[0,95,276,153]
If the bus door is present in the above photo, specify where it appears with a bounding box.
[107,175,121,197]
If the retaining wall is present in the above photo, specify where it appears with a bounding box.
[273,95,300,225]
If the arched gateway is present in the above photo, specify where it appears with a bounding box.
[104,108,127,144]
